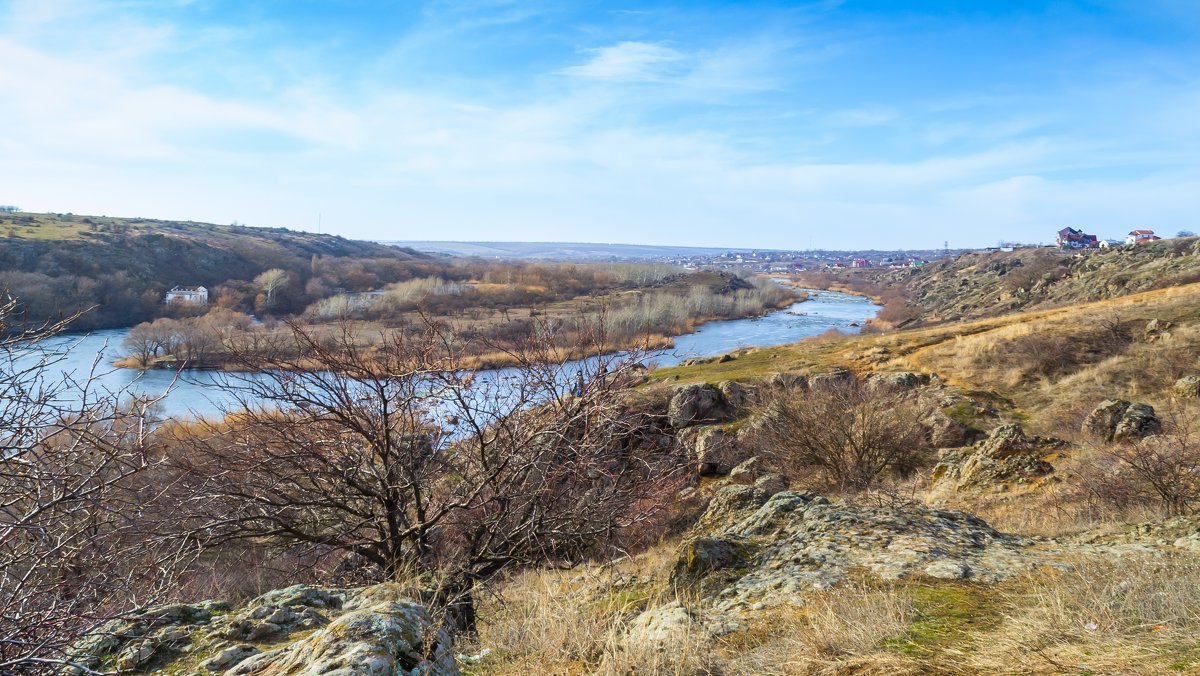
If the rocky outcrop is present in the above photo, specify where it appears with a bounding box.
[716,380,755,411]
[866,371,929,389]
[808,367,853,390]
[930,424,1065,499]
[677,426,753,476]
[1174,375,1200,398]
[668,384,733,429]
[1082,399,1162,442]
[71,583,458,675]
[767,371,807,391]
[671,486,1046,612]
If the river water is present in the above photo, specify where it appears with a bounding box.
[21,290,877,419]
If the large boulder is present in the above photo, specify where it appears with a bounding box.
[866,371,928,390]
[668,384,732,429]
[1083,400,1161,442]
[767,372,807,391]
[671,486,1046,611]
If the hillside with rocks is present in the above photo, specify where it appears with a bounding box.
[809,236,1200,326]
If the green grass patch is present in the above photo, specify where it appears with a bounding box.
[881,582,1006,658]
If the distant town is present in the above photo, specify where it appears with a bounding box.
[393,227,1194,273]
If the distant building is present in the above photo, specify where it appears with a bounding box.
[851,258,870,268]
[1126,229,1161,245]
[1098,239,1124,249]
[1056,227,1099,249]
[164,286,209,306]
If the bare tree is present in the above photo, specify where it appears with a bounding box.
[168,317,682,634]
[0,298,193,673]
[253,268,289,310]
[754,379,933,492]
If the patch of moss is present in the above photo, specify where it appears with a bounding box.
[880,582,1005,658]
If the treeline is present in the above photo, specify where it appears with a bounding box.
[121,268,798,369]
[0,213,435,331]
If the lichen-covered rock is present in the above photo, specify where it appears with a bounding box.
[668,384,731,428]
[1175,375,1200,398]
[70,583,459,675]
[921,407,973,448]
[930,424,1064,498]
[1145,318,1173,340]
[673,486,1046,611]
[673,537,746,581]
[626,602,705,648]
[229,601,455,676]
[753,473,788,496]
[867,371,927,389]
[1083,400,1162,442]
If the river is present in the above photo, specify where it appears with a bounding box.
[21,289,877,419]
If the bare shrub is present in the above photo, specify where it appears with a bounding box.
[1077,404,1200,515]
[167,317,684,634]
[754,381,934,492]
[0,298,194,672]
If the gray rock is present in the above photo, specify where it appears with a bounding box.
[675,488,1044,611]
[201,645,261,672]
[753,473,788,496]
[768,372,807,391]
[1174,375,1200,398]
[668,384,731,429]
[1083,400,1161,442]
[686,427,752,476]
[717,380,755,410]
[924,560,971,580]
[929,424,1063,498]
[228,600,457,676]
[71,584,456,676]
[728,457,761,485]
[626,602,704,648]
[808,368,853,390]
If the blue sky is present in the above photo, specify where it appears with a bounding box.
[1,0,1197,249]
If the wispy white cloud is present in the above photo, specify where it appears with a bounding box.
[564,41,687,82]
[0,1,1197,248]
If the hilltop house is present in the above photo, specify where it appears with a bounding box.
[1098,239,1125,249]
[164,286,209,306]
[851,258,870,268]
[1056,227,1099,249]
[1126,229,1161,245]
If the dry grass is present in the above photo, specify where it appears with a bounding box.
[962,556,1200,674]
[727,582,918,675]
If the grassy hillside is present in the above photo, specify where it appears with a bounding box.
[0,211,433,330]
